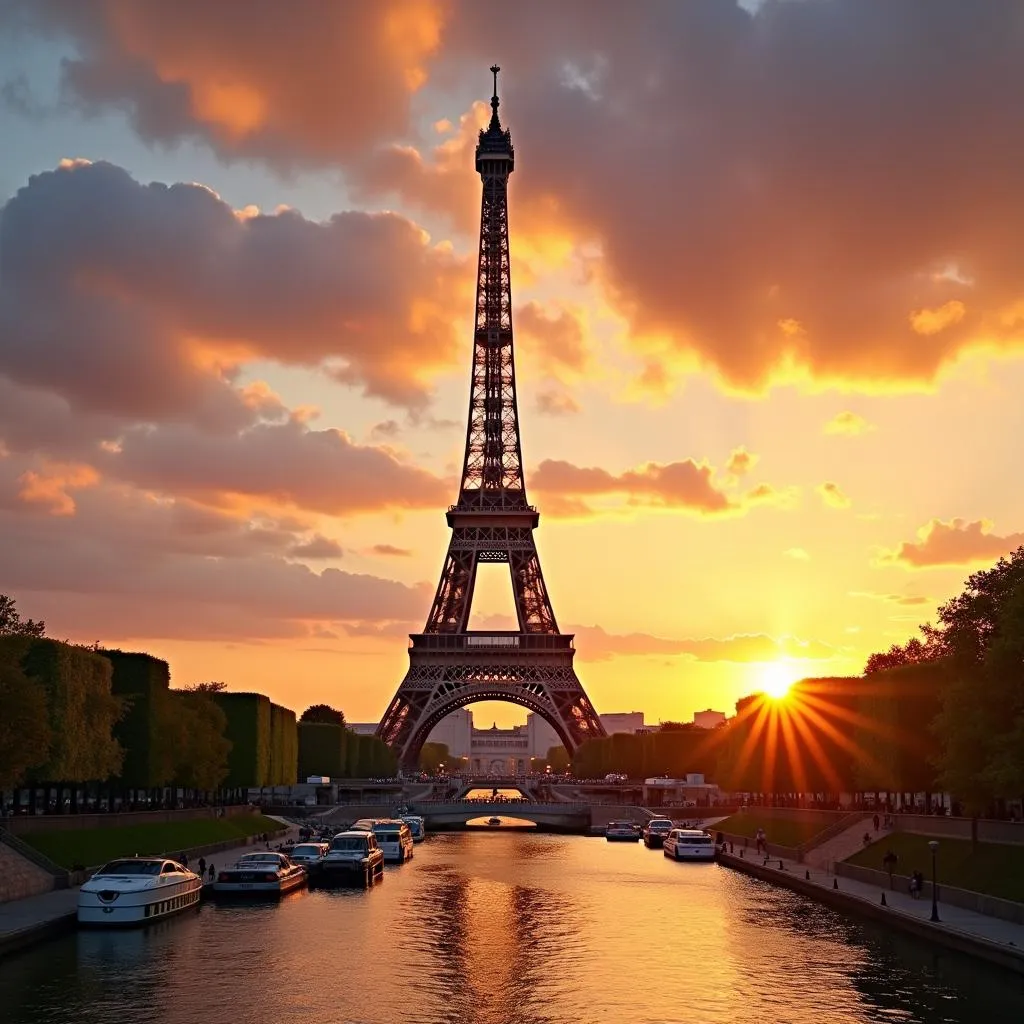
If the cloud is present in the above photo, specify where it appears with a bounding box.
[824,411,875,436]
[881,518,1024,569]
[530,458,731,515]
[103,419,450,516]
[288,536,344,560]
[0,468,432,641]
[725,446,758,477]
[371,544,413,558]
[0,160,467,412]
[571,625,835,664]
[849,591,930,607]
[7,0,444,169]
[784,547,811,561]
[529,456,796,518]
[817,482,851,509]
[16,462,98,516]
[535,389,581,416]
[515,302,590,377]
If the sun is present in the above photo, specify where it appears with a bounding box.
[760,661,798,700]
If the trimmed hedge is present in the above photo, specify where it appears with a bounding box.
[101,650,172,788]
[214,692,272,787]
[298,721,346,779]
[270,703,298,785]
[17,638,123,782]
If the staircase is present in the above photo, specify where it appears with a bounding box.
[802,815,874,870]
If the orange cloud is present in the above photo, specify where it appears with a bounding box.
[371,544,413,558]
[515,302,590,377]
[882,518,1024,568]
[726,446,758,477]
[529,457,794,518]
[817,482,852,509]
[535,389,581,417]
[1,160,467,412]
[16,462,99,516]
[824,411,875,436]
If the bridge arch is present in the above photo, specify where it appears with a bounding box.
[402,687,575,771]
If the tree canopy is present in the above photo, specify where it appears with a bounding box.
[0,594,46,638]
[300,703,346,726]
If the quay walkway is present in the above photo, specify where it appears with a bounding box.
[0,824,301,959]
[719,849,1024,975]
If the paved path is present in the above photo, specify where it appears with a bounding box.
[720,849,1024,973]
[0,825,302,957]
[803,819,878,870]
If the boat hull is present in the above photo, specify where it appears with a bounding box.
[212,871,306,897]
[78,878,203,926]
[664,846,716,862]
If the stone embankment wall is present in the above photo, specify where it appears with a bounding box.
[892,814,1024,846]
[834,861,1024,926]
[7,804,260,835]
[0,844,56,904]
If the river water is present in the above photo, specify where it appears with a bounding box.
[1,832,1021,1023]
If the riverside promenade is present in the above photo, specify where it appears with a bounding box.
[719,849,1024,975]
[0,822,301,958]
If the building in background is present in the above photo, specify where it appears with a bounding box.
[693,709,726,730]
[347,722,379,737]
[425,708,473,759]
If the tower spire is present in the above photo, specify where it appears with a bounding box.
[490,64,501,126]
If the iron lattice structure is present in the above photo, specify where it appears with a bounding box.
[377,68,606,769]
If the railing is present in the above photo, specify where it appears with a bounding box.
[0,826,69,883]
[410,633,574,651]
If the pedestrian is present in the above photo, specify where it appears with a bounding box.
[873,813,880,832]
[882,849,898,889]
[198,856,206,878]
[181,852,189,869]
[208,862,215,882]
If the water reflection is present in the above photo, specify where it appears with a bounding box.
[0,833,1021,1024]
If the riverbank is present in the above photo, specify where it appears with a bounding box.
[0,822,299,959]
[718,850,1024,976]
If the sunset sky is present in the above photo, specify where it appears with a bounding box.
[2,0,1023,729]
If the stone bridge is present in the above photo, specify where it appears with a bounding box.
[408,801,592,830]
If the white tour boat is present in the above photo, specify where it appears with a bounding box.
[663,829,717,862]
[605,820,641,842]
[371,819,415,863]
[212,852,307,896]
[400,815,426,842]
[78,857,203,926]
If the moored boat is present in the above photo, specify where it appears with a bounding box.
[78,857,203,926]
[663,829,716,862]
[605,820,641,842]
[643,818,675,848]
[212,852,307,896]
[401,815,426,842]
[371,819,415,863]
[486,816,502,827]
[321,830,385,885]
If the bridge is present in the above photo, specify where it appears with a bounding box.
[408,801,592,830]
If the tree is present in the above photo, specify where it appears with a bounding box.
[418,742,450,773]
[300,704,346,726]
[170,690,232,790]
[0,594,46,638]
[187,681,227,693]
[546,745,570,773]
[864,636,936,674]
[0,660,51,788]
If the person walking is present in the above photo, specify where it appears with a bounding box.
[873,813,880,832]
[198,856,206,878]
[208,862,215,882]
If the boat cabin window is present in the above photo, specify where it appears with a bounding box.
[160,862,178,874]
[96,860,162,875]
[330,837,368,852]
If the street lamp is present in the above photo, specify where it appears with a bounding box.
[928,840,940,923]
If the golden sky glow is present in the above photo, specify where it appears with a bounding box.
[2,2,1024,729]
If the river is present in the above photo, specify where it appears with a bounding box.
[1,831,1021,1023]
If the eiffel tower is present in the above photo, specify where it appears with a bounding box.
[377,67,606,769]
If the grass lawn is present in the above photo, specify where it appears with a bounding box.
[846,832,1024,904]
[22,814,286,870]
[713,812,839,849]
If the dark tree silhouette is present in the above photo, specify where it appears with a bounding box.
[0,594,46,638]
[300,703,346,726]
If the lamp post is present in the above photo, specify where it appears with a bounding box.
[928,840,940,923]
